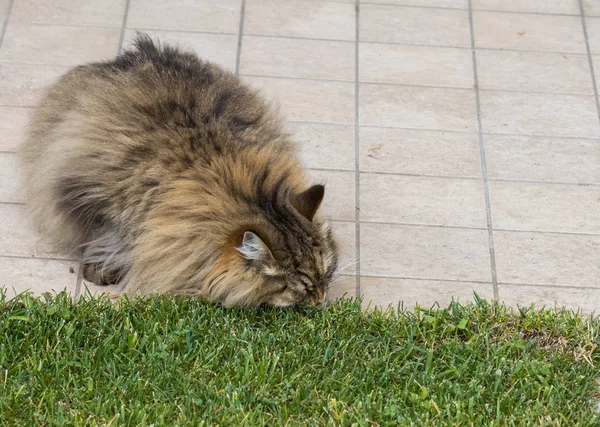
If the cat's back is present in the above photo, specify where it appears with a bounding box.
[20,35,299,249]
[31,35,278,148]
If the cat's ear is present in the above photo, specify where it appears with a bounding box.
[291,184,324,222]
[236,231,272,262]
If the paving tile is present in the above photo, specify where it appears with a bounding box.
[494,231,600,286]
[360,43,473,88]
[360,84,477,131]
[498,284,600,315]
[361,0,467,8]
[244,76,355,124]
[127,0,241,33]
[0,63,68,107]
[0,153,24,204]
[244,0,355,41]
[583,0,600,16]
[11,0,125,26]
[0,203,76,259]
[590,55,600,91]
[479,91,599,137]
[0,107,32,152]
[489,181,600,234]
[330,221,357,275]
[241,37,355,81]
[306,170,355,221]
[124,30,238,71]
[476,50,593,95]
[361,276,493,310]
[360,223,492,282]
[359,128,481,178]
[289,122,354,171]
[361,5,470,47]
[0,257,78,298]
[472,0,580,15]
[484,135,600,184]
[360,174,487,228]
[326,275,355,301]
[473,11,586,53]
[586,18,600,54]
[0,24,121,65]
[0,0,8,22]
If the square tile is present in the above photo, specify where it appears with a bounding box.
[241,37,355,81]
[586,18,600,54]
[0,204,75,259]
[360,277,493,311]
[244,0,355,41]
[0,0,8,22]
[360,84,477,131]
[360,223,492,282]
[360,43,473,88]
[485,135,600,184]
[244,76,355,124]
[498,284,600,315]
[306,170,355,221]
[472,0,580,15]
[127,0,241,33]
[489,181,600,234]
[11,0,125,26]
[361,0,467,8]
[360,5,470,47]
[124,30,238,72]
[0,257,78,298]
[288,122,354,171]
[330,221,357,275]
[494,231,600,286]
[473,11,586,53]
[592,55,600,85]
[0,154,24,204]
[359,128,482,178]
[479,91,599,137]
[476,50,593,95]
[326,275,355,301]
[360,174,487,228]
[583,0,600,16]
[0,24,121,65]
[0,63,68,107]
[0,107,33,152]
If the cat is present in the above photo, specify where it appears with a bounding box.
[19,34,339,308]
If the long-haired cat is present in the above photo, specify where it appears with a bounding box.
[19,34,339,307]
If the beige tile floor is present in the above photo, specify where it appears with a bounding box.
[1,0,599,313]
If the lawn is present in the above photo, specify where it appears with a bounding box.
[0,291,599,425]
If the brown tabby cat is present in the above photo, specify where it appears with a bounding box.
[19,34,339,307]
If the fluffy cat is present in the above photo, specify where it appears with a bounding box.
[19,34,339,307]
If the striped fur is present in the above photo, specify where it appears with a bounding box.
[19,34,339,307]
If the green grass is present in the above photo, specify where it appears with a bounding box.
[0,292,599,426]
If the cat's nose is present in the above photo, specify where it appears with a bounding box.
[309,287,326,306]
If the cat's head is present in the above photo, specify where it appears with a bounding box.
[213,184,339,307]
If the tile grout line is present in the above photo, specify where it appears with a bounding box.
[353,0,361,298]
[235,0,246,75]
[116,0,131,55]
[468,0,499,300]
[360,2,583,17]
[0,0,15,50]
[578,0,600,129]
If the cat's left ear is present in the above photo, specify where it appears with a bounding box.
[236,231,272,262]
[291,184,325,222]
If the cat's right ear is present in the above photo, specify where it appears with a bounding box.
[291,184,325,222]
[236,231,272,262]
